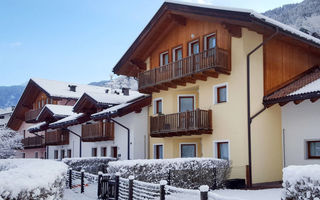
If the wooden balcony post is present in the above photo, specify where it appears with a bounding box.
[208,109,212,129]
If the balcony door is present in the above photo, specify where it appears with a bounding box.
[173,46,183,77]
[179,96,195,129]
[189,40,200,71]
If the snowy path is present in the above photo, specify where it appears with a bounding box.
[63,183,98,200]
[212,189,283,200]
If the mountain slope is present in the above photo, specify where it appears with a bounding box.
[264,0,320,34]
[0,85,25,109]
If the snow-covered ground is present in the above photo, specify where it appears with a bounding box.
[63,183,97,200]
[212,189,283,200]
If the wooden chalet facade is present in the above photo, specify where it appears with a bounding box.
[112,1,320,185]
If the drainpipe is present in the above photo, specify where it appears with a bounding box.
[247,28,279,187]
[62,128,82,158]
[108,118,130,160]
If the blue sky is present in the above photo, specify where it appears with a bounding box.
[0,0,303,86]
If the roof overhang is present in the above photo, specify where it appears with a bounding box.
[113,1,320,77]
[73,93,115,114]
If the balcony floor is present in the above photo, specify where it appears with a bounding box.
[82,136,114,142]
[150,128,212,138]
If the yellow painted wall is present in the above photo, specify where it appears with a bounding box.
[149,28,283,184]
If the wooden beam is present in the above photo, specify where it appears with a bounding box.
[172,79,186,86]
[279,101,289,107]
[294,99,304,105]
[222,23,242,38]
[182,77,196,84]
[155,84,168,91]
[22,104,32,109]
[130,59,146,70]
[203,70,219,78]
[310,97,320,103]
[163,82,177,89]
[192,73,207,81]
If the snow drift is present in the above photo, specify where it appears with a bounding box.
[283,165,320,200]
[63,157,116,174]
[0,159,67,200]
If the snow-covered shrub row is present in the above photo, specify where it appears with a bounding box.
[282,165,320,200]
[108,158,230,189]
[62,157,117,174]
[0,159,67,200]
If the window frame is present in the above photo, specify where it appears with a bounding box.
[111,146,118,158]
[153,144,164,159]
[92,147,97,157]
[307,140,320,159]
[204,33,216,51]
[172,45,183,62]
[188,39,200,56]
[67,149,72,158]
[177,95,195,113]
[214,140,230,160]
[60,149,65,160]
[54,150,59,159]
[153,98,163,115]
[159,51,169,66]
[180,143,197,158]
[101,147,107,157]
[22,152,25,158]
[213,83,228,104]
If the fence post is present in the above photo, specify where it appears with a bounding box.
[160,180,167,200]
[68,168,72,189]
[81,169,85,193]
[199,185,209,200]
[97,171,103,197]
[115,172,120,200]
[128,175,134,200]
[167,170,171,185]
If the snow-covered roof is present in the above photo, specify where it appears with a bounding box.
[290,78,320,96]
[31,78,109,99]
[92,103,130,117]
[27,122,47,132]
[83,90,144,105]
[49,113,84,127]
[37,104,74,120]
[166,0,320,46]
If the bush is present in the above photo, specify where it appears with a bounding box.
[0,159,67,200]
[108,158,230,189]
[63,157,117,174]
[283,165,320,200]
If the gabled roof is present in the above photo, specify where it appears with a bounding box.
[28,122,48,133]
[73,90,144,113]
[37,105,74,122]
[113,0,320,76]
[7,78,108,130]
[264,66,320,106]
[48,113,88,129]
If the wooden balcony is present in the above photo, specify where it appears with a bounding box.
[22,136,45,149]
[25,109,42,123]
[45,129,69,145]
[150,109,212,137]
[82,122,114,142]
[138,48,229,93]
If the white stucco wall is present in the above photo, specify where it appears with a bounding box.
[282,100,320,167]
[48,106,149,160]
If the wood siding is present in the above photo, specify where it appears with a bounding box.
[148,18,231,71]
[264,38,320,95]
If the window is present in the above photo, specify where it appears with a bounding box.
[92,148,97,157]
[54,150,59,159]
[160,51,169,66]
[216,142,229,160]
[204,33,216,50]
[173,46,183,61]
[156,99,162,114]
[101,147,107,157]
[111,147,118,158]
[154,144,163,159]
[180,144,196,158]
[307,141,320,159]
[22,152,25,158]
[214,83,228,104]
[179,96,194,112]
[60,149,65,160]
[35,152,39,158]
[67,149,72,158]
[188,40,199,56]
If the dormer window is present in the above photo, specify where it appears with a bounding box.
[160,51,169,66]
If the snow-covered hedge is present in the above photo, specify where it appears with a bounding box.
[283,165,320,200]
[108,158,230,189]
[0,159,67,200]
[63,157,116,174]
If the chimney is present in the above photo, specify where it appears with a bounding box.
[68,85,77,92]
[122,88,130,96]
[105,89,109,93]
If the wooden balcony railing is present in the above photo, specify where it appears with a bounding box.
[25,109,42,123]
[150,109,212,137]
[22,136,45,149]
[82,121,114,142]
[45,129,69,145]
[138,48,229,91]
